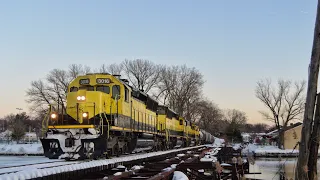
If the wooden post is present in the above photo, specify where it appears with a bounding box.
[295,0,320,179]
[308,93,320,180]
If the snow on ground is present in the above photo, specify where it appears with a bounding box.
[0,130,12,139]
[242,144,258,154]
[200,148,220,162]
[0,156,62,169]
[0,145,206,179]
[0,143,43,155]
[242,144,299,156]
[172,171,188,180]
[212,137,225,147]
[232,143,242,150]
[254,146,299,155]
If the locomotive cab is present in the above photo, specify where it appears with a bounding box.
[41,73,127,160]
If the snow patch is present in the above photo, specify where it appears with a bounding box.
[114,172,122,176]
[116,165,125,169]
[242,144,300,156]
[221,163,232,166]
[173,171,188,180]
[163,167,172,171]
[171,164,177,168]
[232,143,242,150]
[131,165,143,170]
[0,143,43,155]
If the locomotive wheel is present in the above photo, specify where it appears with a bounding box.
[127,134,137,153]
[114,143,120,157]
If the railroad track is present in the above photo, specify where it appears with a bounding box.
[100,147,210,180]
[0,145,208,180]
[0,145,158,175]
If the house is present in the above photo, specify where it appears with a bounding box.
[283,122,303,149]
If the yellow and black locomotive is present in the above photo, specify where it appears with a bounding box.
[40,73,213,160]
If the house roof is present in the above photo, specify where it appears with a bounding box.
[284,122,302,132]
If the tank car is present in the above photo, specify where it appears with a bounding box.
[200,129,215,144]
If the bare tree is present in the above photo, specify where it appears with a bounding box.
[122,59,161,93]
[0,118,8,132]
[26,64,89,114]
[255,78,306,148]
[99,63,123,75]
[224,109,248,143]
[196,99,225,136]
[68,64,91,79]
[253,123,269,133]
[224,109,247,126]
[157,65,204,117]
[5,113,27,143]
[26,80,54,113]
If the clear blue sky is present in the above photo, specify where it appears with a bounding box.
[0,0,317,124]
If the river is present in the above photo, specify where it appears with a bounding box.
[245,158,320,180]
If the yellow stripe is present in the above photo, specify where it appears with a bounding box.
[110,126,131,131]
[48,125,95,129]
[110,126,160,135]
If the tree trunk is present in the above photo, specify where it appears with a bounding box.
[276,121,283,149]
[308,93,320,180]
[278,130,284,149]
[295,1,320,179]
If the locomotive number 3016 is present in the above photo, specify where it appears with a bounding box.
[96,78,111,84]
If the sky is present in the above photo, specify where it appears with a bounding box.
[0,0,317,125]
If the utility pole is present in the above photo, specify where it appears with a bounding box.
[308,93,320,180]
[295,1,320,179]
[28,125,31,144]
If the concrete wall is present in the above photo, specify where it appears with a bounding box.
[283,125,301,149]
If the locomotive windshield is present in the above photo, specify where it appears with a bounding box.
[79,86,94,91]
[70,87,78,92]
[96,85,110,94]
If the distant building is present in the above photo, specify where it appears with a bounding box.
[283,122,302,149]
[0,130,38,143]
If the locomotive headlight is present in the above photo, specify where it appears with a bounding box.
[77,96,86,101]
[51,113,57,119]
[82,112,88,118]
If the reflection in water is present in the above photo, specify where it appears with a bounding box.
[245,158,320,180]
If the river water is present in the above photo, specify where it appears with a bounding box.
[244,158,320,180]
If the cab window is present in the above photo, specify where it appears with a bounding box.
[70,87,78,92]
[96,86,110,94]
[125,87,129,102]
[112,85,120,99]
[79,86,94,91]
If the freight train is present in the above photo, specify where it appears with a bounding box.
[40,73,215,160]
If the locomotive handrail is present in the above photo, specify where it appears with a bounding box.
[103,111,110,139]
[41,105,52,137]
